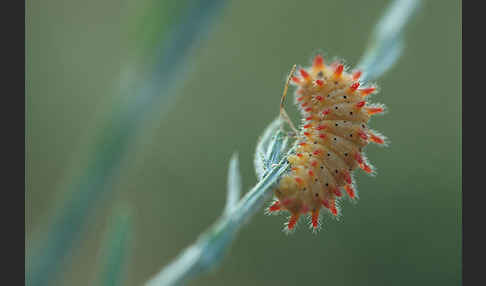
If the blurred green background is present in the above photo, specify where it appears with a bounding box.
[26,0,461,285]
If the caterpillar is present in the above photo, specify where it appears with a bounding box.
[267,54,387,233]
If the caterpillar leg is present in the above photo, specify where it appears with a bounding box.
[280,64,299,134]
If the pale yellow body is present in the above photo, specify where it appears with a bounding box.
[270,55,386,231]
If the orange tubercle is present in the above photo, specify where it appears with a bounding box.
[345,185,355,199]
[321,199,330,209]
[300,69,310,79]
[287,214,300,230]
[352,70,362,80]
[269,201,281,212]
[334,187,343,197]
[330,200,338,216]
[356,101,366,108]
[311,209,320,229]
[350,82,360,91]
[367,107,384,115]
[343,170,352,184]
[358,129,368,140]
[362,164,372,173]
[370,133,385,144]
[334,64,344,77]
[360,87,376,96]
[313,54,324,68]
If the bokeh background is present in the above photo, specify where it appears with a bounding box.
[26,0,461,285]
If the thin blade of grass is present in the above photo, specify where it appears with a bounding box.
[254,117,284,180]
[224,153,242,215]
[26,1,227,286]
[146,124,291,286]
[95,205,133,286]
[357,0,421,81]
[146,154,290,286]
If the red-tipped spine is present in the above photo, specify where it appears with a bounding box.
[367,107,384,115]
[362,164,372,174]
[269,201,281,212]
[334,64,344,77]
[360,87,376,96]
[300,69,310,79]
[313,54,324,68]
[356,101,366,108]
[369,133,385,144]
[358,129,368,140]
[334,187,342,197]
[330,200,338,216]
[343,170,352,184]
[287,214,299,230]
[350,82,360,91]
[311,209,320,229]
[321,199,330,209]
[352,71,362,80]
[345,185,355,199]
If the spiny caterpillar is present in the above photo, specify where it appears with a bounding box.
[267,54,387,233]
